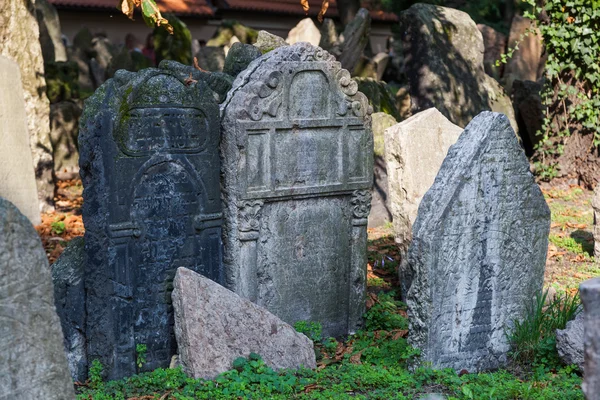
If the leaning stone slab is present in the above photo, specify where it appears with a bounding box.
[406,112,550,372]
[369,112,397,228]
[79,62,224,380]
[581,278,600,399]
[173,267,316,379]
[556,312,584,371]
[221,43,373,337]
[593,186,600,260]
[0,197,75,399]
[0,56,41,225]
[385,108,462,291]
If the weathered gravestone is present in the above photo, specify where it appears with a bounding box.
[581,278,600,399]
[221,43,373,337]
[385,108,462,273]
[406,112,550,372]
[0,197,75,399]
[79,63,223,380]
[0,56,41,225]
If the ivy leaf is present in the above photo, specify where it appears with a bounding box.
[118,0,173,34]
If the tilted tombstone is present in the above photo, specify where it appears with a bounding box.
[0,197,75,399]
[593,186,599,260]
[0,56,41,225]
[406,112,550,372]
[79,63,223,380]
[221,43,373,337]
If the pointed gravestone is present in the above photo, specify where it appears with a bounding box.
[221,43,373,337]
[384,108,462,295]
[0,197,75,399]
[0,56,41,225]
[406,112,550,372]
[79,63,223,380]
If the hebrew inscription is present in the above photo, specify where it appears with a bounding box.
[79,65,222,380]
[221,43,373,337]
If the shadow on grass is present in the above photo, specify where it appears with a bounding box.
[571,229,594,256]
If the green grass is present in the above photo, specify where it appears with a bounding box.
[549,234,593,258]
[77,290,585,400]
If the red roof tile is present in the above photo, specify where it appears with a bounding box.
[48,0,215,16]
[219,0,398,22]
[48,0,397,22]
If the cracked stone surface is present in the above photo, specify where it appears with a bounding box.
[0,197,74,399]
[406,112,550,372]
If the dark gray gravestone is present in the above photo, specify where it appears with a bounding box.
[221,43,373,338]
[406,112,550,372]
[79,64,223,380]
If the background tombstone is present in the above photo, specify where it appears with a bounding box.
[0,197,75,399]
[0,56,42,225]
[406,112,550,372]
[221,43,373,338]
[384,108,462,284]
[79,63,223,380]
[581,278,600,399]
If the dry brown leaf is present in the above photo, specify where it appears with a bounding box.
[184,73,198,86]
[349,350,363,364]
[120,0,139,20]
[566,222,587,229]
[391,329,408,340]
[303,383,322,393]
[317,0,329,22]
[300,0,310,14]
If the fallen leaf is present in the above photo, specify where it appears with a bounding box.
[300,0,309,14]
[391,329,408,340]
[317,0,329,22]
[193,57,208,72]
[349,350,363,364]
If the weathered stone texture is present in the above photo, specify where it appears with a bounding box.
[369,112,397,228]
[223,42,262,78]
[173,267,316,379]
[0,197,75,399]
[196,46,226,72]
[221,43,373,337]
[0,56,42,225]
[477,24,506,80]
[581,278,600,399]
[79,63,224,380]
[52,236,87,383]
[0,0,55,212]
[50,100,82,179]
[398,4,517,133]
[338,8,371,74]
[385,108,462,261]
[254,30,288,54]
[35,0,68,63]
[556,312,584,371]
[593,186,600,260]
[406,112,550,372]
[286,18,321,46]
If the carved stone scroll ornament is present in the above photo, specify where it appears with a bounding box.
[351,189,372,225]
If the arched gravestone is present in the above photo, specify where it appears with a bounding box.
[406,112,550,372]
[79,64,222,380]
[221,43,373,337]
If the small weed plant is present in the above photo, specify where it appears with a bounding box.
[508,289,581,367]
[51,219,66,235]
[136,343,147,370]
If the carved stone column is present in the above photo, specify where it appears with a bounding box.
[237,200,263,302]
[348,189,371,333]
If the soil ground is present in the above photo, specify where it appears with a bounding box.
[36,179,597,294]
